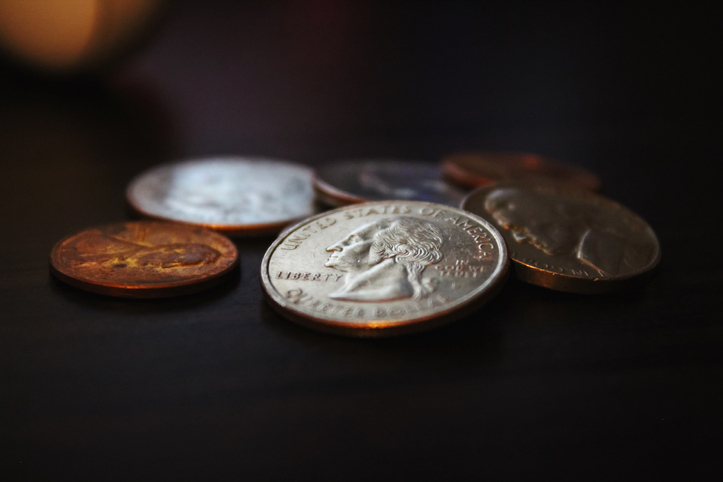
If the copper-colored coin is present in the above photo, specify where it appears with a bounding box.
[50,221,238,298]
[261,201,509,337]
[314,160,468,208]
[462,181,660,293]
[442,151,601,191]
[127,157,316,237]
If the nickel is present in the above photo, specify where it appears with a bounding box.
[462,181,660,293]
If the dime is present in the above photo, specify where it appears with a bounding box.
[442,151,601,192]
[261,201,509,337]
[313,160,468,207]
[462,181,660,293]
[127,157,316,237]
[50,221,238,298]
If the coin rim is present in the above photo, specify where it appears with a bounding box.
[313,160,467,208]
[49,221,240,298]
[126,157,315,237]
[461,180,661,294]
[312,171,366,207]
[260,200,510,337]
[442,150,602,192]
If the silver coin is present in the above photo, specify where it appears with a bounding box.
[313,160,468,207]
[261,201,509,337]
[127,157,315,237]
[462,180,660,293]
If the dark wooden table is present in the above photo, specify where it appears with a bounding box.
[1,2,721,480]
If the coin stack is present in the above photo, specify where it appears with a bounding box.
[50,152,660,337]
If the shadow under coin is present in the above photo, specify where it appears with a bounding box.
[502,274,660,326]
[48,263,241,316]
[258,281,508,371]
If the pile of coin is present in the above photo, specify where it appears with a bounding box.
[50,152,660,336]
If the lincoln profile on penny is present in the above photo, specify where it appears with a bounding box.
[59,230,221,271]
[484,187,653,277]
[324,217,444,301]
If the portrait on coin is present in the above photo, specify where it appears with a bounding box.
[484,187,654,277]
[58,229,221,272]
[324,217,444,301]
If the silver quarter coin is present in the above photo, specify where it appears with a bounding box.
[261,201,509,337]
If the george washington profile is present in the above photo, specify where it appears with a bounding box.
[324,217,444,302]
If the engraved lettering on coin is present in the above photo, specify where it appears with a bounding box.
[324,217,444,302]
[261,201,509,337]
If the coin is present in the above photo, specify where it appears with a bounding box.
[127,157,316,237]
[50,221,238,298]
[313,160,468,207]
[442,151,601,191]
[261,201,509,337]
[462,181,660,293]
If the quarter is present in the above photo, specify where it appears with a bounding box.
[261,201,509,337]
[442,151,601,191]
[313,160,468,207]
[127,157,316,236]
[462,181,660,293]
[50,221,239,298]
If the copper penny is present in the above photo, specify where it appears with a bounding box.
[462,181,660,293]
[442,151,601,191]
[261,201,509,337]
[127,157,316,237]
[313,160,468,208]
[50,221,239,298]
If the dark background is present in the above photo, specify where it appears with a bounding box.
[1,1,721,480]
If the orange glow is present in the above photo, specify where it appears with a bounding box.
[0,0,164,72]
[0,0,97,68]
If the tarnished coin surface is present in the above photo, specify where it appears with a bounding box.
[313,160,468,207]
[442,151,601,192]
[261,201,509,337]
[127,157,315,236]
[50,221,238,298]
[462,181,660,293]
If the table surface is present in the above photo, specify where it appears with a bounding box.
[1,2,721,480]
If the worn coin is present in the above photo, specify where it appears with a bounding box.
[442,151,601,191]
[462,181,660,293]
[261,201,509,337]
[313,160,468,207]
[127,157,315,236]
[50,221,238,298]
